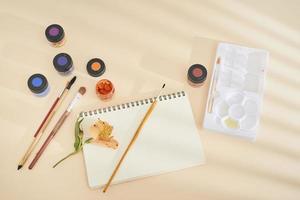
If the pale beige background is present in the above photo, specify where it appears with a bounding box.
[0,0,299,199]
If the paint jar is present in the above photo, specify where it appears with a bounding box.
[187,64,207,87]
[86,58,106,77]
[45,24,65,47]
[96,79,115,100]
[53,53,73,74]
[27,73,49,96]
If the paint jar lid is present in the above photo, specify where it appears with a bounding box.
[86,58,106,77]
[27,73,48,94]
[53,53,73,73]
[187,64,207,84]
[45,24,65,43]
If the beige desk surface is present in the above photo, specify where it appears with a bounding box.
[0,0,299,199]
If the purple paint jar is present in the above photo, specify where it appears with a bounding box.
[45,24,65,47]
[53,53,73,74]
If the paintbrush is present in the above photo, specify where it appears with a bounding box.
[17,76,76,170]
[28,87,86,169]
[208,57,221,113]
[102,84,165,193]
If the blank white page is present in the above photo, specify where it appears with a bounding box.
[81,91,205,188]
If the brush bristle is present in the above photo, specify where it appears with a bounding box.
[66,76,77,89]
[79,87,86,95]
[70,76,77,85]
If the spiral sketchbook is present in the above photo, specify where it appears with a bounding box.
[80,91,204,189]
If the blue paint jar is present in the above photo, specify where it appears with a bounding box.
[27,74,49,96]
[53,53,73,74]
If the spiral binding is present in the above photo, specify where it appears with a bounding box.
[79,91,185,117]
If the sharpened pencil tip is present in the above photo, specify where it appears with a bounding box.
[162,84,165,88]
[17,165,22,170]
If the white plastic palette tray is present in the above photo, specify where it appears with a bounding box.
[203,42,269,140]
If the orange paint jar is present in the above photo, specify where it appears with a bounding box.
[96,79,115,100]
[87,58,106,77]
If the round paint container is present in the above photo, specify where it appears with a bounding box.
[228,104,246,120]
[244,99,258,115]
[187,64,207,87]
[227,92,245,105]
[96,79,115,100]
[45,24,65,47]
[240,115,258,130]
[86,58,106,77]
[53,53,73,74]
[214,99,229,118]
[27,74,49,96]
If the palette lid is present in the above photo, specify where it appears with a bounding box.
[202,42,269,140]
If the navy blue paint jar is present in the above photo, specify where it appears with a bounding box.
[53,53,73,74]
[27,73,49,96]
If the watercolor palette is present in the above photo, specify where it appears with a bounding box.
[203,43,269,140]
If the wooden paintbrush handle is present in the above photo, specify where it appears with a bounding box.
[28,111,70,169]
[34,97,60,137]
[40,89,69,133]
[19,138,38,166]
[103,100,157,192]
[132,101,157,142]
